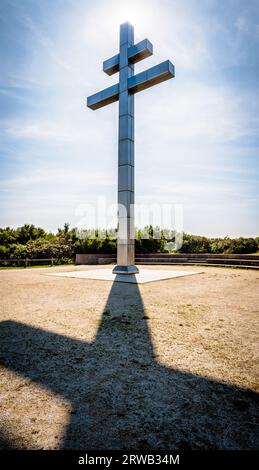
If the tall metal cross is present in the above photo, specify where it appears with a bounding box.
[87,22,175,274]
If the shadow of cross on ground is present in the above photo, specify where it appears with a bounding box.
[0,277,258,449]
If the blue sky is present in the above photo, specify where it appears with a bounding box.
[0,0,258,236]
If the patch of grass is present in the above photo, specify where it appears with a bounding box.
[0,263,74,270]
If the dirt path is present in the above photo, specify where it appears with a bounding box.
[0,265,258,449]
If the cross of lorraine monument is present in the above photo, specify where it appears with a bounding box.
[87,22,175,275]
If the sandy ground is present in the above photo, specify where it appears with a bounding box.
[0,264,258,450]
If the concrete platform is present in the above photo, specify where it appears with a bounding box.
[48,268,202,284]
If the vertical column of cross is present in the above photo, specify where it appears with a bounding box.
[113,22,138,274]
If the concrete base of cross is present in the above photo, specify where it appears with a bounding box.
[48,268,202,284]
[112,265,139,275]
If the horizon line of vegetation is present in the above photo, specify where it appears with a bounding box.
[0,224,258,265]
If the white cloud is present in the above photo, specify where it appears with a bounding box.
[2,121,81,142]
[137,82,259,150]
[1,168,114,188]
[235,16,248,33]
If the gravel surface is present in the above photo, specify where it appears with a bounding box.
[0,265,258,449]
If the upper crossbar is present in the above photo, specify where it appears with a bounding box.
[103,39,153,76]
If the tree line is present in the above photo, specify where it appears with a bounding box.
[0,224,258,264]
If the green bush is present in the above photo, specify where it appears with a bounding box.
[179,234,211,253]
[74,237,117,254]
[25,239,74,260]
[0,245,8,259]
[210,237,257,254]
[9,243,28,259]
